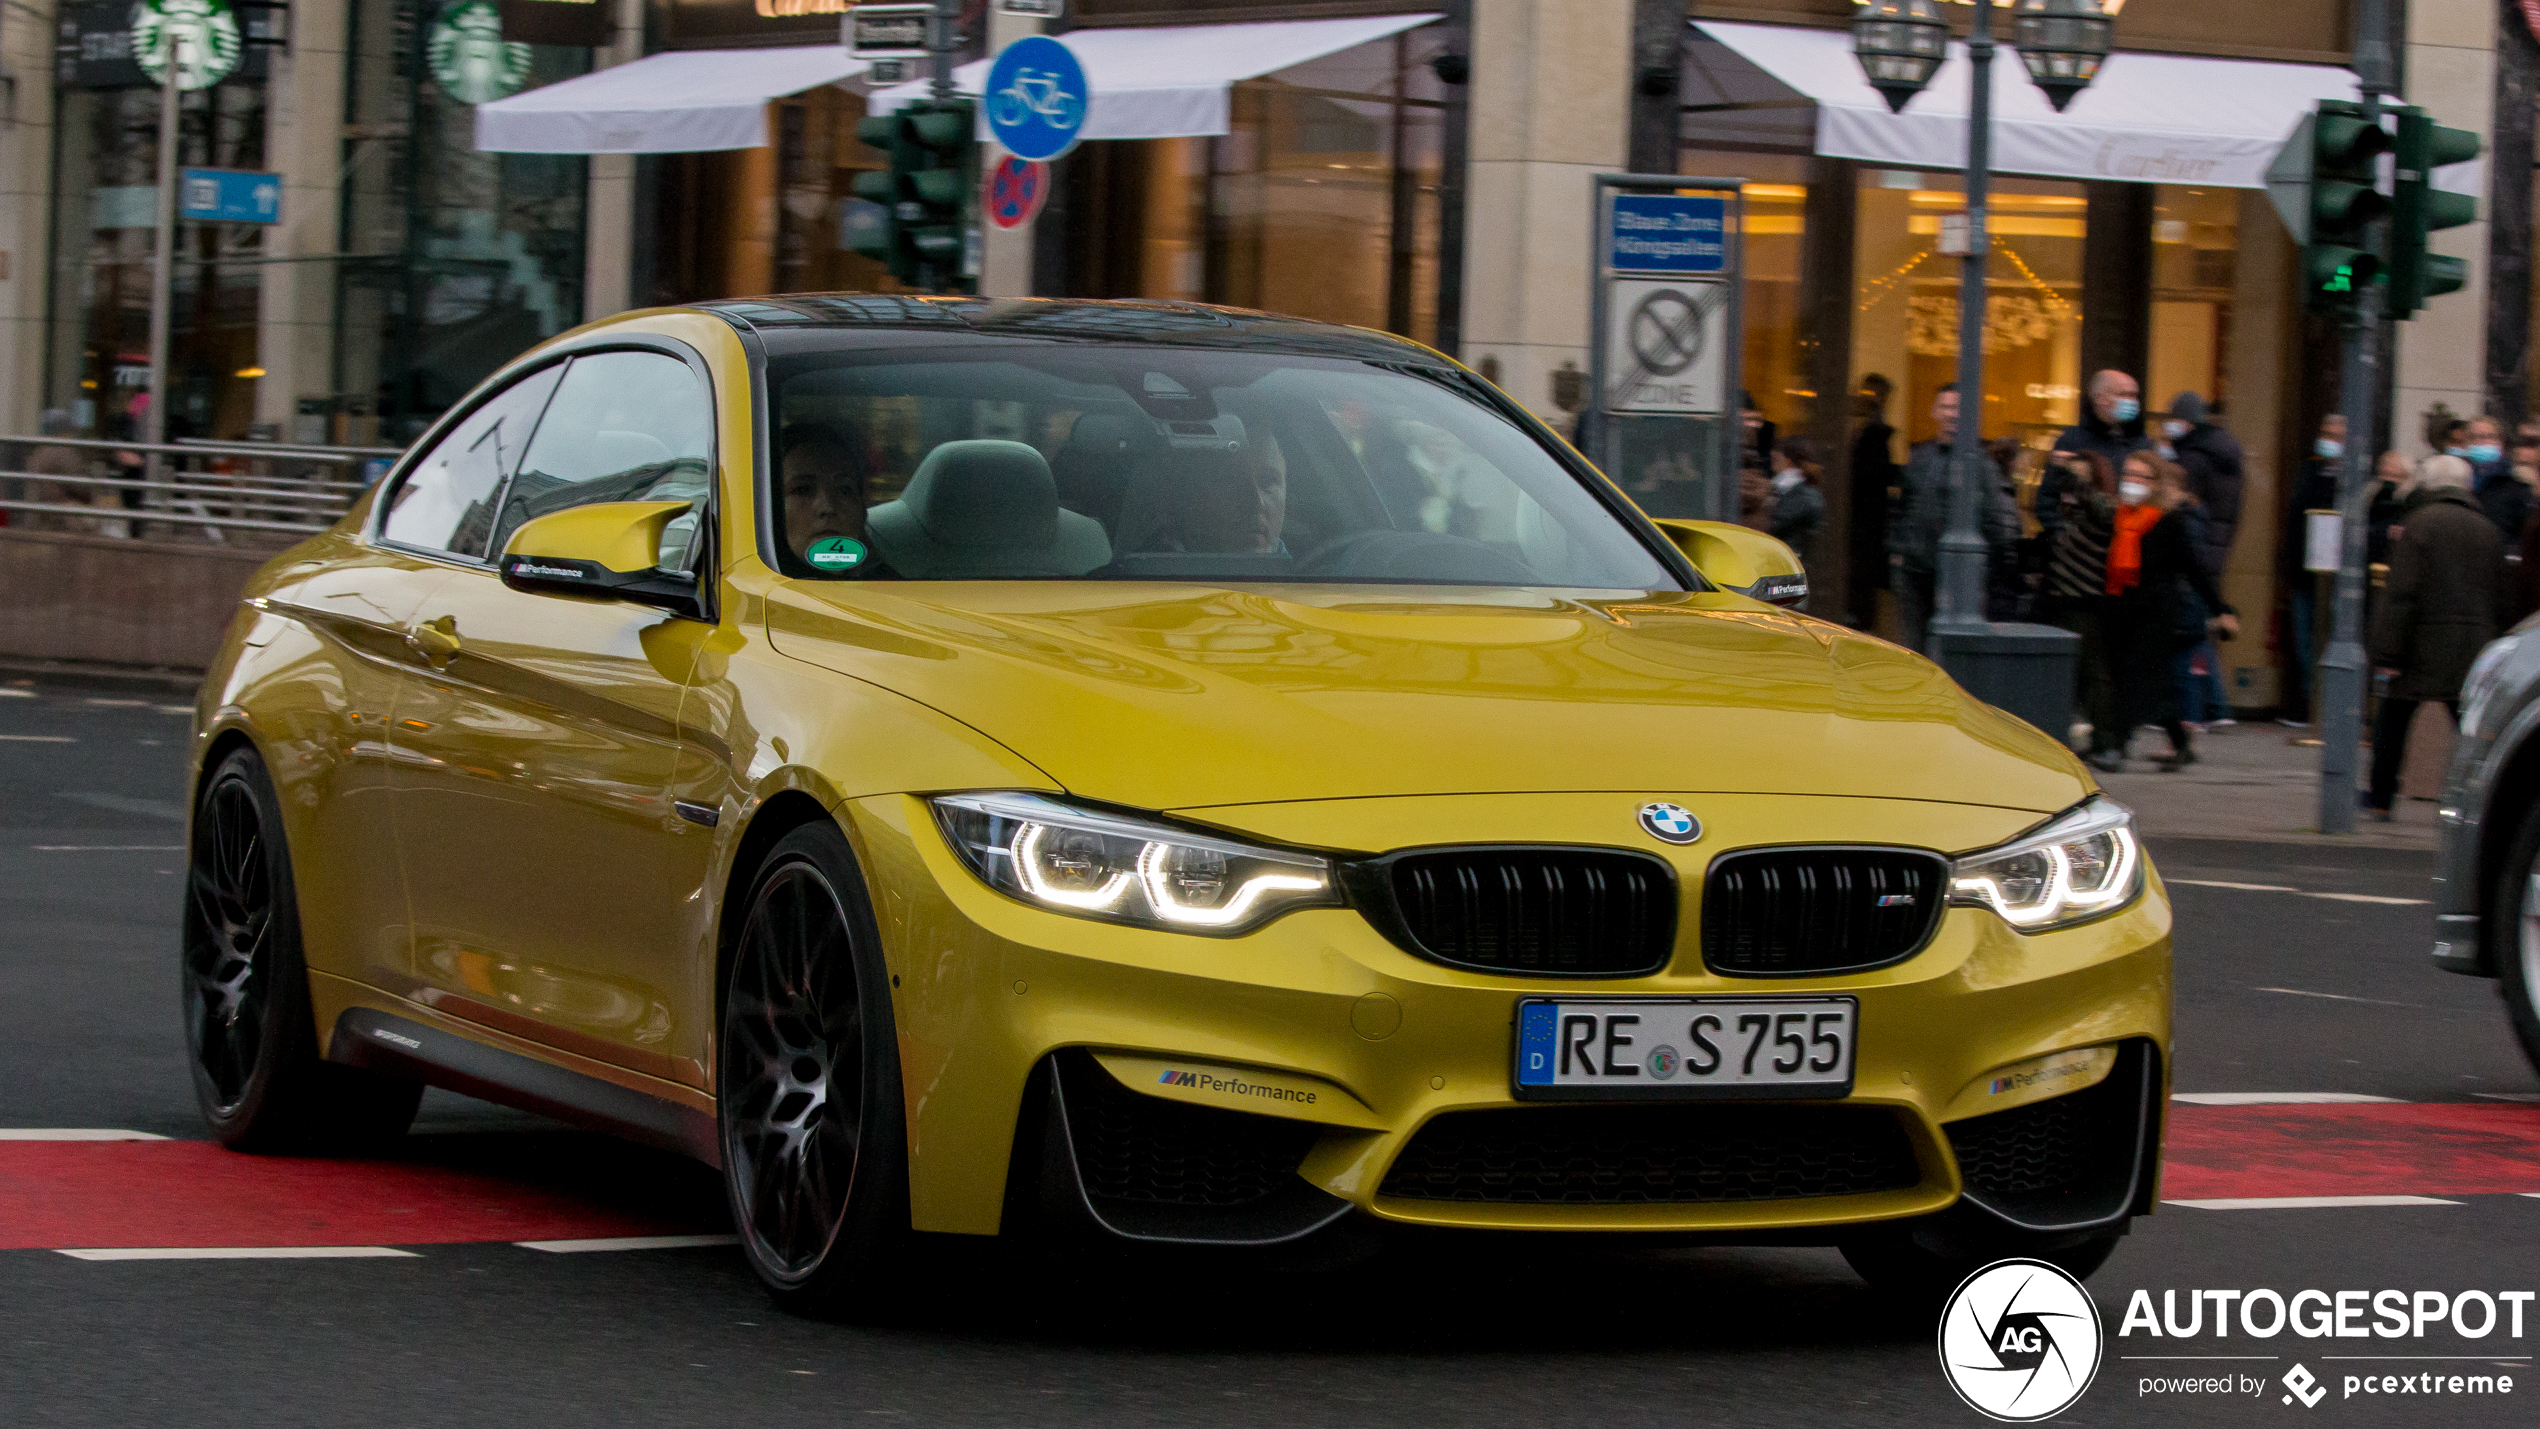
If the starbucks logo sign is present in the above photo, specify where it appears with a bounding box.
[427,0,532,106]
[132,0,243,92]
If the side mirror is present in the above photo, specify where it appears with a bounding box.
[1652,518,1809,608]
[497,500,709,619]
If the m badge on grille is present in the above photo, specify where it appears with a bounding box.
[1636,801,1702,845]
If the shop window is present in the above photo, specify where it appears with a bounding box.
[1059,29,1446,344]
[1852,169,2085,478]
[2148,186,2239,415]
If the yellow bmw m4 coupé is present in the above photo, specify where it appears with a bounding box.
[184,296,2169,1310]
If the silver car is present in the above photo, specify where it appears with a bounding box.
[2434,619,2540,1071]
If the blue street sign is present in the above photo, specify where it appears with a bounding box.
[984,34,1087,163]
[1609,194,1727,274]
[178,167,281,225]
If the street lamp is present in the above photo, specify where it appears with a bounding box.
[1850,1,1950,114]
[2013,0,2117,113]
[1850,0,2114,717]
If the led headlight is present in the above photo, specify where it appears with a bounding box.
[931,792,1340,935]
[1947,797,2141,931]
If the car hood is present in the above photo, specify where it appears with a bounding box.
[763,581,2091,816]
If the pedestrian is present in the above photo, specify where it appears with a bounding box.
[2278,414,2344,727]
[2042,447,2120,751]
[2367,449,2410,568]
[21,409,94,533]
[1737,452,1773,531]
[2161,393,2244,578]
[2097,453,2237,772]
[2514,431,2540,621]
[2459,414,2529,541]
[2043,369,2149,543]
[2366,453,2504,820]
[1888,383,2020,652]
[1848,375,1899,629]
[1987,436,2037,621]
[1740,390,1775,471]
[1766,436,1826,609]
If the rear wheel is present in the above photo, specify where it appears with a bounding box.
[2489,801,2540,1075]
[183,747,421,1151]
[719,821,909,1315]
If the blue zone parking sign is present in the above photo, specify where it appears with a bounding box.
[984,35,1088,163]
[1609,194,1726,274]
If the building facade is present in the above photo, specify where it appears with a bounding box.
[0,0,2530,711]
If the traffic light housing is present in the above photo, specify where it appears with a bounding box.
[2389,106,2482,319]
[850,100,976,293]
[2303,99,2390,311]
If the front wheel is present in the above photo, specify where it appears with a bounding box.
[719,821,909,1315]
[2487,801,2540,1076]
[183,747,421,1151]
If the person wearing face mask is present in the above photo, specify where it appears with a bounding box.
[2278,415,2346,726]
[2043,370,2150,545]
[2161,392,2243,728]
[1764,438,1827,611]
[2096,454,2237,772]
[2366,454,2504,820]
[2457,415,2529,541]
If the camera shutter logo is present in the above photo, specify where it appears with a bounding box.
[1938,1258,2103,1421]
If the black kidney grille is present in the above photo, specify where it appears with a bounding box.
[1700,847,1948,976]
[1382,848,1676,976]
[1378,1105,1920,1205]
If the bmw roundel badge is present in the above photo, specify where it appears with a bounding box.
[1637,801,1701,845]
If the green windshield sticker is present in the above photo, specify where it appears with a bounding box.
[806,537,867,572]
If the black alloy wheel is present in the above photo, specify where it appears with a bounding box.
[182,747,421,1150]
[720,821,907,1311]
[2490,801,2540,1076]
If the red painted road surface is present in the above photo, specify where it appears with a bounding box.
[3,1102,2534,1251]
[0,1138,721,1250]
[2161,1101,2540,1200]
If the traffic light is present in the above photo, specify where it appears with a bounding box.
[850,99,976,293]
[2303,100,2391,311]
[2389,106,2482,319]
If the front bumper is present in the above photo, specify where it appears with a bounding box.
[843,791,2173,1240]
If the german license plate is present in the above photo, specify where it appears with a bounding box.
[1513,997,1857,1100]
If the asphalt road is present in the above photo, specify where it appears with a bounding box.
[2,689,2536,1428]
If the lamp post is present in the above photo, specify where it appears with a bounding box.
[1852,0,2114,655]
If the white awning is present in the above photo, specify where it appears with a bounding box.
[475,47,870,155]
[1693,21,2358,190]
[870,14,1442,140]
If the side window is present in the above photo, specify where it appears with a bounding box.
[492,350,715,567]
[379,364,564,558]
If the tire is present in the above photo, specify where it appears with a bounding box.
[1841,1224,2123,1304]
[2487,800,2540,1076]
[183,746,422,1152]
[719,820,910,1315]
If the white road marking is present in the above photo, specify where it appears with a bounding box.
[0,688,33,698]
[2255,986,2425,1009]
[0,1128,170,1140]
[514,1234,739,1253]
[0,735,75,743]
[31,845,182,852]
[82,698,147,708]
[2171,1092,2403,1105]
[2167,1196,2460,1210]
[55,1246,420,1260]
[2475,1092,2540,1103]
[155,705,192,716]
[2165,878,2428,907]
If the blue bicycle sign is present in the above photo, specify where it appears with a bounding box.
[984,34,1087,162]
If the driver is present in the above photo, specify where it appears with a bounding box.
[1163,440,1287,554]
[780,423,869,563]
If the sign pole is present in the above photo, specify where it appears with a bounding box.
[2319,0,2397,834]
[145,46,181,459]
[1932,0,1995,644]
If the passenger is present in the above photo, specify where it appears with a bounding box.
[780,423,868,562]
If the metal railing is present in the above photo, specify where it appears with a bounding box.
[0,434,399,544]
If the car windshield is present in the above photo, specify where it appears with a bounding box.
[761,343,1678,589]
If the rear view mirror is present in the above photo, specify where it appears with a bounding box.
[1651,519,1809,608]
[498,500,709,619]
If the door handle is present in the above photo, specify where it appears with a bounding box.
[408,615,461,666]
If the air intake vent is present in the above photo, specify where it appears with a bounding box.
[1379,1104,1920,1204]
[1700,846,1947,977]
[1357,847,1677,977]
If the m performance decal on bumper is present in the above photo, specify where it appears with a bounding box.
[1089,1052,1384,1130]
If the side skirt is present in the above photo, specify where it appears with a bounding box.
[327,1007,720,1168]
